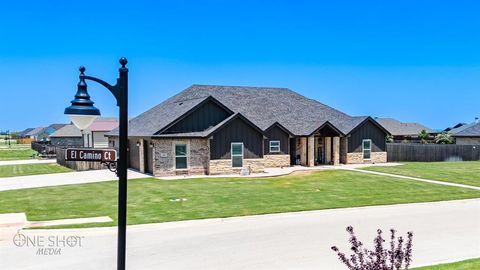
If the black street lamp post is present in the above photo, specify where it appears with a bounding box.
[64,58,129,270]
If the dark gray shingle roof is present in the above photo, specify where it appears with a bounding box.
[50,125,82,138]
[451,122,480,137]
[18,128,34,137]
[112,84,379,137]
[25,127,45,136]
[375,118,434,136]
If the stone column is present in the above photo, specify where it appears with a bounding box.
[324,137,332,164]
[300,137,307,166]
[333,136,340,165]
[307,136,315,167]
[139,139,145,173]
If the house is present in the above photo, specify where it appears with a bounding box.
[444,123,467,132]
[49,125,83,147]
[375,118,436,143]
[51,118,119,148]
[450,121,480,145]
[24,127,45,141]
[18,128,35,138]
[83,118,119,148]
[108,85,390,176]
[36,124,68,141]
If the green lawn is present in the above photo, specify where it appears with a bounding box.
[0,148,37,160]
[0,170,478,228]
[0,163,71,178]
[362,161,480,187]
[413,258,480,269]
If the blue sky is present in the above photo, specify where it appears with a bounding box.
[1,0,479,131]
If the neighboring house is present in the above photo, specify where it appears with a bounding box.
[450,121,480,145]
[444,123,466,132]
[51,118,119,148]
[375,118,436,143]
[108,85,390,176]
[83,118,119,148]
[18,128,35,138]
[36,124,68,141]
[24,127,45,141]
[49,125,83,147]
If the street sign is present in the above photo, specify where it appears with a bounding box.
[65,148,117,162]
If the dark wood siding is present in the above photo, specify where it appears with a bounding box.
[164,100,231,133]
[144,139,153,174]
[210,118,264,159]
[348,120,387,152]
[264,125,289,154]
[128,139,140,170]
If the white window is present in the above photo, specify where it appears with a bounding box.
[175,144,187,169]
[362,139,372,160]
[231,142,244,168]
[269,140,281,153]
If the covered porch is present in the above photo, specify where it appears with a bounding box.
[290,123,347,166]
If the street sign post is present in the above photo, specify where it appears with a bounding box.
[65,148,117,162]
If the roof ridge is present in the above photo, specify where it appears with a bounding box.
[191,84,290,90]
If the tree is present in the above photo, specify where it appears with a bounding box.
[386,135,394,143]
[331,226,414,270]
[418,129,429,144]
[435,132,454,144]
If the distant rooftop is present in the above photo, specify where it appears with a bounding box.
[375,118,434,136]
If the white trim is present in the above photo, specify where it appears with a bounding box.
[269,140,281,153]
[174,142,189,170]
[231,142,244,168]
[362,139,372,160]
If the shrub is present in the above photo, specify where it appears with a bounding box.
[386,135,394,143]
[435,132,454,144]
[331,226,413,270]
[418,129,430,144]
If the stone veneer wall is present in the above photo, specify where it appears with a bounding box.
[210,158,265,175]
[264,154,290,168]
[152,138,210,176]
[346,152,387,164]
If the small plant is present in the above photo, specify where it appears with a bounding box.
[418,129,430,144]
[435,132,454,144]
[331,226,413,270]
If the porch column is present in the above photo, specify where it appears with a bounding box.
[300,137,307,166]
[333,136,340,165]
[324,137,332,164]
[139,139,145,173]
[307,135,315,167]
[340,137,348,164]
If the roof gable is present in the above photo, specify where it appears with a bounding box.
[159,96,233,134]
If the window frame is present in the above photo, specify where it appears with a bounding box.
[231,142,244,168]
[174,143,188,170]
[362,139,372,160]
[269,140,281,153]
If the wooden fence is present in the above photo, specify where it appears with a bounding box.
[31,142,57,158]
[386,143,480,162]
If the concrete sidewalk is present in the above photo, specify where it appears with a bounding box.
[0,159,56,166]
[0,199,478,269]
[346,167,480,191]
[0,169,149,191]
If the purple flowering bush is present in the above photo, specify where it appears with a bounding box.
[331,226,413,270]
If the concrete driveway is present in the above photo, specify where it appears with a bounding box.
[1,199,479,270]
